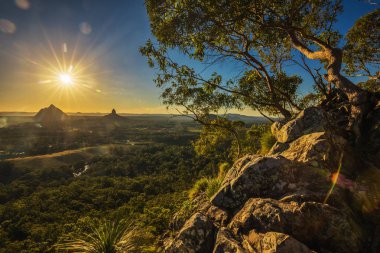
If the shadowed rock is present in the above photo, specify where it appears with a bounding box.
[229,198,363,253]
[164,213,215,253]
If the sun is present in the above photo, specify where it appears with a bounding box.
[58,72,73,86]
[33,40,105,99]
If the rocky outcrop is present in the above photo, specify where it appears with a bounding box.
[271,107,328,143]
[229,198,363,253]
[163,105,380,253]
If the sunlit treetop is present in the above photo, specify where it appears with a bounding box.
[143,0,379,138]
[344,9,380,79]
[145,0,378,93]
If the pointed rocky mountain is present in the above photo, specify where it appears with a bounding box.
[34,104,68,122]
[103,109,124,120]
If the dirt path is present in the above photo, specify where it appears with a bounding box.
[6,144,131,168]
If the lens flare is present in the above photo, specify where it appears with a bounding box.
[58,73,73,86]
[0,19,16,34]
[323,153,343,204]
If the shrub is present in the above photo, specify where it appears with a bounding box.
[188,177,209,199]
[217,162,229,178]
[189,176,224,200]
[260,131,276,154]
[173,199,196,229]
[205,177,223,198]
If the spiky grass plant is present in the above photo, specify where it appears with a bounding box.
[56,218,138,253]
[188,177,224,200]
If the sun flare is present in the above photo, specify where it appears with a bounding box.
[58,73,73,86]
[32,39,104,100]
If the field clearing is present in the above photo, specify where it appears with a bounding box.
[6,144,135,169]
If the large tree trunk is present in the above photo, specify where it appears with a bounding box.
[323,48,362,97]
[323,48,374,142]
[289,32,377,142]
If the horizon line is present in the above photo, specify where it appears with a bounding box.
[0,111,268,118]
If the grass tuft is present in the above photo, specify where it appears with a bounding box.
[55,218,140,253]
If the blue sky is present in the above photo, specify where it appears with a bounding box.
[0,0,378,114]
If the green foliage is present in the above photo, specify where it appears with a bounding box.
[344,9,380,78]
[358,79,380,93]
[238,71,303,116]
[177,199,195,221]
[188,177,209,199]
[144,0,344,67]
[188,177,223,200]
[0,143,213,252]
[193,118,245,162]
[299,93,322,109]
[205,177,223,199]
[142,0,360,120]
[260,131,276,154]
[56,218,137,253]
[194,122,272,163]
[189,162,227,200]
[217,162,229,179]
[0,161,14,183]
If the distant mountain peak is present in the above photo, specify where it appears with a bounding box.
[34,105,68,123]
[104,108,123,120]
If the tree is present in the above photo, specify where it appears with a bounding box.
[194,120,273,162]
[142,0,379,139]
[193,118,245,162]
[141,2,306,120]
[344,9,380,80]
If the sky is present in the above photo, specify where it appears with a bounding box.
[0,0,378,114]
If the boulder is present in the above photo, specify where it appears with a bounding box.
[244,231,315,253]
[211,156,333,210]
[213,228,247,253]
[229,198,364,253]
[164,213,215,253]
[272,107,327,143]
[280,132,348,166]
[170,194,211,231]
[206,205,229,228]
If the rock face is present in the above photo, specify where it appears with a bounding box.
[271,107,328,143]
[163,105,380,253]
[165,213,215,253]
[34,104,68,123]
